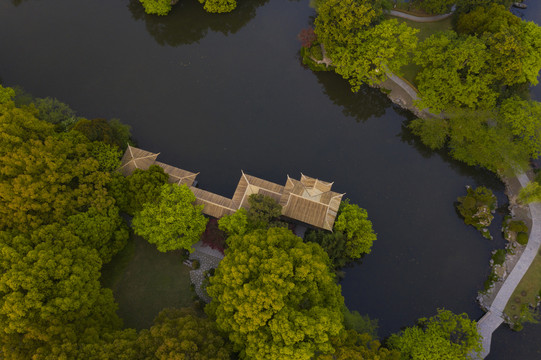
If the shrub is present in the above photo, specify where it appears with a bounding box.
[192,259,200,270]
[517,232,529,245]
[309,44,323,61]
[456,186,497,238]
[492,249,506,265]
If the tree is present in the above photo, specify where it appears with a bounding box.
[137,307,232,359]
[198,0,236,13]
[315,0,418,90]
[408,118,449,150]
[218,207,249,236]
[0,225,121,359]
[316,330,400,360]
[0,84,15,104]
[246,193,283,229]
[456,186,497,239]
[414,31,498,113]
[72,117,132,150]
[334,200,377,256]
[206,227,344,360]
[109,165,169,215]
[457,5,541,87]
[139,0,171,15]
[305,230,350,270]
[133,184,207,252]
[0,102,119,234]
[343,306,379,339]
[90,141,123,172]
[33,97,78,131]
[387,309,482,360]
[499,97,541,159]
[415,0,454,15]
[67,206,129,263]
[518,179,541,204]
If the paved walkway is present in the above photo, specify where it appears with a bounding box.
[188,241,224,303]
[388,7,455,22]
[476,172,541,358]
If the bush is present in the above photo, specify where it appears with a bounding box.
[309,44,323,61]
[192,259,200,270]
[456,186,497,238]
[517,232,529,245]
[508,220,528,233]
[492,249,506,265]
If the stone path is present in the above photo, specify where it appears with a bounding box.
[388,7,455,22]
[188,241,224,303]
[476,172,541,358]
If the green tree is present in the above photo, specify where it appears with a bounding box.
[90,141,123,172]
[408,118,449,150]
[133,184,207,252]
[246,193,283,229]
[416,0,454,14]
[137,307,232,359]
[139,0,172,15]
[0,225,121,359]
[72,117,132,150]
[109,165,169,215]
[343,306,379,338]
[499,97,541,159]
[456,186,497,239]
[33,97,78,131]
[199,0,236,13]
[334,200,377,256]
[518,181,541,204]
[414,31,498,113]
[315,0,418,90]
[387,309,482,360]
[206,227,344,360]
[218,207,249,236]
[457,5,541,87]
[305,230,350,269]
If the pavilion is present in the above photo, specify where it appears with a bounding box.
[119,145,344,231]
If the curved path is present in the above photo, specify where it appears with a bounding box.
[388,7,455,22]
[476,173,541,358]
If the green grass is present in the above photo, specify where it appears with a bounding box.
[504,249,541,325]
[388,15,453,85]
[101,234,194,330]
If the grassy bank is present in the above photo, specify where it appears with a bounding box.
[101,234,194,329]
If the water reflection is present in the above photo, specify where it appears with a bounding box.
[127,0,269,46]
[314,71,389,122]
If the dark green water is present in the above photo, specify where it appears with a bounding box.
[0,0,539,357]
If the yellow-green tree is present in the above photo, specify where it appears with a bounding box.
[0,225,121,359]
[133,184,207,252]
[387,309,482,360]
[206,227,344,360]
[137,308,232,359]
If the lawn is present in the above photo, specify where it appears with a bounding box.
[387,15,453,86]
[100,234,195,329]
[504,248,541,325]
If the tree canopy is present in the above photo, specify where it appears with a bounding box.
[314,0,418,90]
[206,227,344,359]
[133,184,207,252]
[0,225,121,359]
[387,309,482,360]
[137,307,232,360]
[414,31,498,113]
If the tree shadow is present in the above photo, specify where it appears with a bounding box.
[313,71,390,123]
[398,120,505,191]
[127,0,269,47]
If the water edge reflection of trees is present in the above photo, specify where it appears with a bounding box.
[127,0,269,46]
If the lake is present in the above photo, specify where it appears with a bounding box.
[0,0,539,357]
